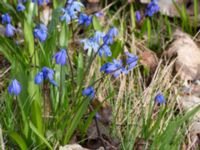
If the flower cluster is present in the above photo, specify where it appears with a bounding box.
[1,13,15,37]
[145,0,159,17]
[35,67,57,86]
[34,24,48,42]
[82,27,118,57]
[100,52,138,78]
[60,0,83,24]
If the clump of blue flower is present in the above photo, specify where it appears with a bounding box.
[60,0,83,24]
[53,49,67,66]
[100,52,138,78]
[1,13,16,37]
[145,0,160,17]
[8,79,22,96]
[155,93,166,105]
[82,27,118,57]
[82,86,95,99]
[78,13,92,27]
[34,24,48,42]
[35,67,57,86]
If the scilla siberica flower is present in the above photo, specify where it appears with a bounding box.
[53,49,67,66]
[34,24,48,42]
[8,79,22,96]
[35,67,57,86]
[82,86,95,99]
[78,13,92,27]
[103,27,118,45]
[60,0,83,24]
[125,52,138,72]
[32,0,49,6]
[155,93,166,104]
[5,24,15,37]
[2,13,11,24]
[17,3,25,12]
[145,0,159,17]
[135,11,141,22]
[99,44,111,57]
[100,59,127,78]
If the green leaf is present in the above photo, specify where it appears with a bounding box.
[30,122,53,150]
[9,132,28,150]
[64,99,91,143]
[92,16,102,31]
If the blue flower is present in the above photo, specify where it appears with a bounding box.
[125,52,138,72]
[99,44,111,57]
[100,59,126,78]
[35,67,57,86]
[82,38,100,52]
[155,93,166,104]
[68,0,83,12]
[107,27,118,37]
[32,0,49,5]
[34,24,48,42]
[95,11,104,17]
[5,24,15,37]
[2,13,11,24]
[135,11,141,22]
[82,86,95,99]
[17,3,25,12]
[145,0,159,17]
[53,49,67,66]
[8,79,22,96]
[103,27,118,45]
[78,13,92,27]
[34,72,43,84]
[93,31,104,44]
[60,0,83,24]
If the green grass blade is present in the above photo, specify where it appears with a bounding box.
[9,132,28,150]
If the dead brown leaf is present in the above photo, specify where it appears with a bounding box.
[165,30,200,81]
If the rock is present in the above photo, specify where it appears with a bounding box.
[165,30,200,81]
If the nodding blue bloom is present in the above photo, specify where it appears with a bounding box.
[135,11,141,22]
[5,24,15,37]
[34,72,43,84]
[35,67,57,86]
[60,0,83,24]
[78,13,92,27]
[103,27,118,45]
[53,49,67,66]
[99,44,111,57]
[68,0,83,12]
[100,59,126,78]
[93,31,104,44]
[34,24,48,42]
[82,86,95,99]
[60,8,71,24]
[155,93,166,104]
[2,13,11,24]
[95,11,104,17]
[81,38,100,52]
[17,3,25,12]
[125,52,138,72]
[32,0,49,5]
[107,27,118,38]
[8,79,22,96]
[145,0,159,17]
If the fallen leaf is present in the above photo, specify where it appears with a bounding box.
[165,30,200,81]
